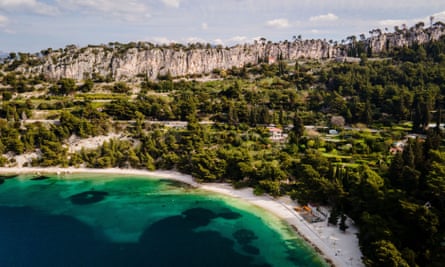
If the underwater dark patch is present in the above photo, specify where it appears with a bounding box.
[233,229,258,245]
[243,244,260,255]
[69,190,109,205]
[31,175,50,181]
[136,208,268,267]
[0,175,16,179]
[182,207,217,227]
[0,206,106,267]
[218,210,242,220]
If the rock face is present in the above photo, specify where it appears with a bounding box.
[366,23,445,54]
[19,40,340,81]
[13,23,445,81]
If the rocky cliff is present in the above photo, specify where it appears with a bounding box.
[10,22,445,81]
[17,40,339,81]
[365,22,445,54]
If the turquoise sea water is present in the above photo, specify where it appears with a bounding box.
[0,174,328,267]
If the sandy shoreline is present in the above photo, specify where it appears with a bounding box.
[0,167,199,187]
[0,167,363,267]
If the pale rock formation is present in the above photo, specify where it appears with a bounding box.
[366,23,445,54]
[19,40,340,81]
[12,23,445,81]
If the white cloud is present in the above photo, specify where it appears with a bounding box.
[0,14,14,33]
[266,18,290,29]
[201,22,208,30]
[309,13,338,22]
[424,10,445,25]
[228,36,249,43]
[148,36,176,44]
[377,10,445,31]
[211,36,251,46]
[0,15,8,26]
[213,38,224,45]
[161,0,180,8]
[378,19,409,29]
[57,0,150,21]
[0,0,59,15]
[186,36,207,44]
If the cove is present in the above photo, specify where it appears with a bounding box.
[0,173,328,267]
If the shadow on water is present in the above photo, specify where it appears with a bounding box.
[0,206,270,267]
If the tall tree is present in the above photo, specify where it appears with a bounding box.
[289,112,304,145]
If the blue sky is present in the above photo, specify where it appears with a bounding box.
[1,0,445,53]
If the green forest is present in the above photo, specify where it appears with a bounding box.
[1,35,445,266]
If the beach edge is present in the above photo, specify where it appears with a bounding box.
[0,166,363,267]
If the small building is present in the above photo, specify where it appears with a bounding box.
[163,121,188,129]
[389,141,405,154]
[389,146,403,154]
[328,129,339,135]
[267,127,287,142]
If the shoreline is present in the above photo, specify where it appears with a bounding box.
[0,167,199,187]
[199,183,363,267]
[0,167,363,267]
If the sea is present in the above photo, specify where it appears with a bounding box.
[0,173,328,267]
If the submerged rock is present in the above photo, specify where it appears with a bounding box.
[182,207,216,227]
[0,175,16,185]
[233,229,258,245]
[31,175,50,181]
[218,210,242,220]
[69,190,109,205]
[0,175,17,179]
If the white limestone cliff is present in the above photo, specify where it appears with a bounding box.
[19,40,339,81]
[12,23,445,81]
[366,23,445,54]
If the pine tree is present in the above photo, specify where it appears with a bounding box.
[412,94,423,133]
[402,140,415,168]
[339,214,349,232]
[389,152,404,187]
[328,207,340,226]
[289,113,304,145]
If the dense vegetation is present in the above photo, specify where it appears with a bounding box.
[1,33,445,266]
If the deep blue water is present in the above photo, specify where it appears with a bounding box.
[0,174,327,267]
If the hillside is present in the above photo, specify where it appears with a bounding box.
[2,22,445,81]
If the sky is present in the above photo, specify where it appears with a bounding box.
[1,0,445,53]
